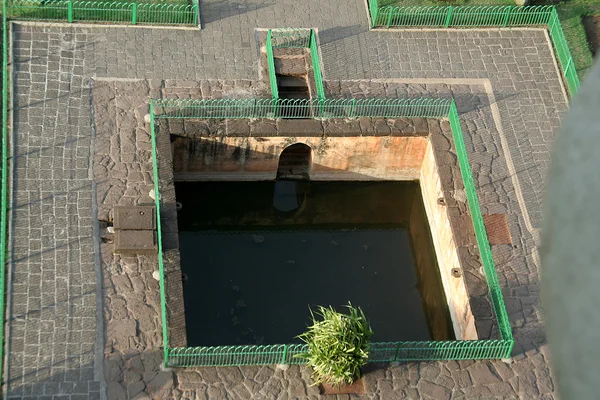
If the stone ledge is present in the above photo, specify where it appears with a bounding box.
[114,230,158,255]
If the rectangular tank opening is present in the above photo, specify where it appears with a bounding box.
[175,180,455,346]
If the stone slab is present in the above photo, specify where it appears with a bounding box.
[114,230,157,255]
[114,206,156,230]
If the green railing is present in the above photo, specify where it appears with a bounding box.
[548,8,580,94]
[149,101,171,366]
[168,339,513,367]
[6,0,199,25]
[169,344,309,367]
[1,0,9,385]
[372,5,553,28]
[149,97,515,366]
[265,30,279,99]
[368,340,512,362]
[309,29,325,99]
[270,28,311,49]
[368,3,579,96]
[151,98,452,119]
[266,28,326,100]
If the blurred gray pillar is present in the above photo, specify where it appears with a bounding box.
[542,59,600,399]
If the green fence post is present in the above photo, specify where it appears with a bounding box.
[280,345,288,365]
[371,0,379,28]
[132,3,137,25]
[266,30,279,100]
[193,0,199,26]
[502,7,512,28]
[386,8,393,28]
[444,6,453,28]
[67,0,73,23]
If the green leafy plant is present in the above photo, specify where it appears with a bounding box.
[296,303,374,386]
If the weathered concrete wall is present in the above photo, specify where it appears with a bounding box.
[409,188,455,340]
[420,140,478,341]
[172,136,428,181]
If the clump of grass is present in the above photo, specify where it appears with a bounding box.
[296,303,374,386]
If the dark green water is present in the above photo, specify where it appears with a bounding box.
[176,181,437,346]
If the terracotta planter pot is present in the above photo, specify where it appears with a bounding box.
[320,377,366,395]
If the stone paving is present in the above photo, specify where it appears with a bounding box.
[4,0,570,397]
[7,26,101,399]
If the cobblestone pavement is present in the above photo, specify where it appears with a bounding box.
[6,2,568,397]
[8,27,101,398]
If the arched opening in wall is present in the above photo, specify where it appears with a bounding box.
[273,143,311,214]
[276,143,312,181]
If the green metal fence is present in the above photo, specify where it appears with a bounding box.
[149,97,515,366]
[1,0,9,385]
[372,5,552,28]
[6,0,199,25]
[149,102,171,366]
[367,3,579,96]
[265,30,279,99]
[368,340,513,362]
[167,339,513,367]
[151,98,452,119]
[169,344,310,367]
[266,28,326,100]
[548,8,580,94]
[270,28,311,49]
[309,29,325,99]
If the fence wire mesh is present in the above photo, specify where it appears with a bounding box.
[151,98,452,119]
[270,28,311,48]
[6,0,198,25]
